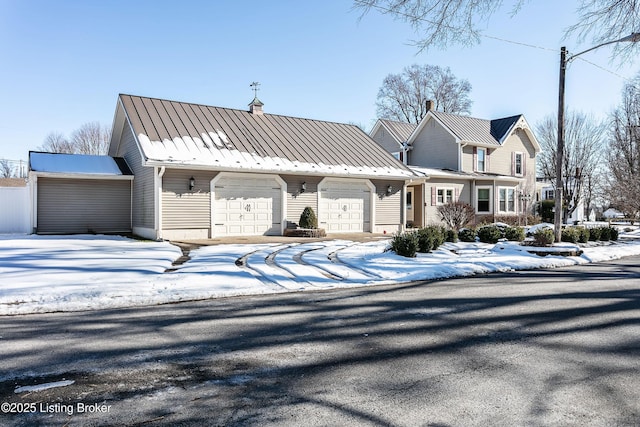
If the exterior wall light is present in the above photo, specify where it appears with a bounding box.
[300,182,306,193]
[386,185,393,196]
[189,177,195,191]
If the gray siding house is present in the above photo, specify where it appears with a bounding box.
[371,104,540,227]
[108,94,414,240]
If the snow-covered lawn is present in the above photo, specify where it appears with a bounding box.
[2,232,640,315]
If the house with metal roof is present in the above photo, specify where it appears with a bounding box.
[371,103,541,227]
[368,119,417,164]
[106,94,415,240]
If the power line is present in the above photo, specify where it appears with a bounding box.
[357,1,635,83]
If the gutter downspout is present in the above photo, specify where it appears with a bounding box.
[155,166,166,240]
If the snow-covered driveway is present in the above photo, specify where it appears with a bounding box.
[2,233,640,315]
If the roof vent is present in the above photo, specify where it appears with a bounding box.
[249,82,264,115]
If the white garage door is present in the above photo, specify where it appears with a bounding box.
[213,176,282,236]
[319,180,371,232]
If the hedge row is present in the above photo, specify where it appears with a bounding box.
[562,226,619,243]
[389,225,454,258]
[459,225,525,244]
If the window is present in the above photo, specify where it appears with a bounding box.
[437,188,453,205]
[545,189,554,200]
[477,148,487,172]
[514,152,523,176]
[499,187,516,213]
[477,187,491,212]
[406,191,412,209]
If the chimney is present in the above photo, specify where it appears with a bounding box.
[425,100,435,111]
[249,96,264,115]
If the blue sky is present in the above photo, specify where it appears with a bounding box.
[0,0,638,161]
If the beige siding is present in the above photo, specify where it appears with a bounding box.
[423,180,469,225]
[162,169,218,229]
[37,178,131,234]
[115,124,154,229]
[461,145,474,172]
[410,118,458,169]
[371,127,402,154]
[282,175,321,227]
[372,179,401,226]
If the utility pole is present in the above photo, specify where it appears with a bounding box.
[554,47,567,243]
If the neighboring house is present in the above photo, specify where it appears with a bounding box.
[371,103,540,227]
[98,94,413,240]
[536,179,586,224]
[368,119,417,165]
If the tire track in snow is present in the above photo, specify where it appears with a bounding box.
[237,244,305,290]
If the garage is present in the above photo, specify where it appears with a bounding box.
[318,179,373,233]
[212,174,285,236]
[36,178,131,234]
[30,152,133,234]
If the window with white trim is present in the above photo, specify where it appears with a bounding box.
[477,148,487,172]
[514,152,523,176]
[437,188,454,205]
[499,187,516,213]
[476,187,491,213]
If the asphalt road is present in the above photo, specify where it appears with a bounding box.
[1,256,639,426]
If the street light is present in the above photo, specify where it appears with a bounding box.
[554,32,640,242]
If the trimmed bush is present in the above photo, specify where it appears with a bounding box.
[299,206,318,229]
[417,225,446,253]
[561,227,580,243]
[589,227,602,241]
[609,227,619,241]
[459,228,476,242]
[578,227,590,243]
[599,226,612,241]
[504,226,525,242]
[534,228,555,246]
[477,225,502,244]
[389,232,418,258]
[445,228,458,243]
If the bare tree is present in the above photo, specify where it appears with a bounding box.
[377,64,472,124]
[437,201,475,230]
[566,0,640,61]
[536,111,606,223]
[39,123,111,155]
[39,132,74,154]
[606,74,640,219]
[71,122,111,155]
[354,0,640,59]
[0,159,15,178]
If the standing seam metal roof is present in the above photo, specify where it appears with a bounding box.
[429,111,522,146]
[119,94,414,178]
[379,119,417,143]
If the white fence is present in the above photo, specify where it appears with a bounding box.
[0,186,31,234]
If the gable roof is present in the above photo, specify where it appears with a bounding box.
[409,110,540,152]
[377,119,417,144]
[29,152,133,177]
[112,94,414,179]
